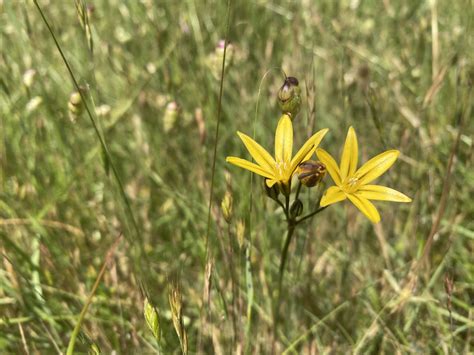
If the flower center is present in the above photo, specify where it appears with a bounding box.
[275,160,290,180]
[344,176,359,193]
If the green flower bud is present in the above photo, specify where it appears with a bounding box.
[264,179,280,201]
[278,76,301,118]
[290,199,303,218]
[297,160,326,187]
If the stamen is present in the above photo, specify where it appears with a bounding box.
[348,177,358,186]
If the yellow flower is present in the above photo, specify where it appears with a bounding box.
[226,114,328,189]
[316,126,411,223]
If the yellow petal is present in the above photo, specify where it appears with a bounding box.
[355,150,399,186]
[315,147,342,186]
[339,126,358,181]
[274,114,293,164]
[357,185,412,202]
[237,131,276,173]
[347,193,381,223]
[266,179,277,187]
[320,186,347,207]
[226,157,275,179]
[290,128,329,174]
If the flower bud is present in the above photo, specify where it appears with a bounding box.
[277,76,301,118]
[221,191,233,223]
[297,160,326,187]
[264,180,280,200]
[290,199,303,218]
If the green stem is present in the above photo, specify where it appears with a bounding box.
[278,223,296,295]
[296,206,328,225]
[273,221,296,346]
[294,181,302,202]
[275,198,287,218]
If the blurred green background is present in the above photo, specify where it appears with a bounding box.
[0,0,473,353]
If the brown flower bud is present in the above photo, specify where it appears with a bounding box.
[297,160,326,187]
[277,76,301,118]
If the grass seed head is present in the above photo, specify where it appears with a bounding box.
[221,190,233,223]
[168,283,188,354]
[143,297,160,341]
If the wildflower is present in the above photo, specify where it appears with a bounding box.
[316,126,411,223]
[226,114,328,190]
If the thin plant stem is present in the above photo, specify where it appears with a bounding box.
[33,0,142,246]
[272,220,295,351]
[272,202,328,347]
[204,0,232,256]
[199,0,232,350]
[66,235,122,355]
[294,181,303,202]
[226,223,238,348]
[277,222,296,298]
[296,206,328,225]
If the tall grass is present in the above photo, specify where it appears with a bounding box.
[0,0,473,353]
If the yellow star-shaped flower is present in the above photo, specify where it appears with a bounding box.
[316,126,411,223]
[226,114,328,189]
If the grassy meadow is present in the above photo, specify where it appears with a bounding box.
[1,0,473,353]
